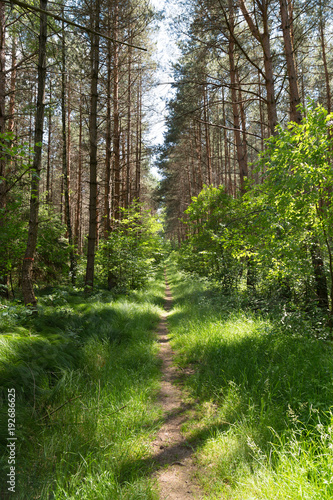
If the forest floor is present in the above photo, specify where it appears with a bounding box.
[151,277,203,499]
[2,268,333,498]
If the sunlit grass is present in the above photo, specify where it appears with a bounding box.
[0,276,165,499]
[166,265,333,499]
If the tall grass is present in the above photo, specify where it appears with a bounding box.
[0,277,166,499]
[167,266,333,499]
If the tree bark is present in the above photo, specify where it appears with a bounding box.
[279,0,302,123]
[203,84,212,185]
[8,37,16,135]
[104,31,112,236]
[319,1,331,113]
[135,67,142,201]
[21,0,48,308]
[310,241,329,310]
[113,5,121,221]
[85,0,100,290]
[238,0,278,135]
[61,20,76,284]
[74,79,83,253]
[228,0,248,194]
[46,80,52,203]
[126,36,132,208]
[222,87,231,195]
[0,0,6,209]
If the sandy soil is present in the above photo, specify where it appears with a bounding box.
[151,278,204,499]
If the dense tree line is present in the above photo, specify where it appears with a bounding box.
[158,0,333,317]
[160,0,332,230]
[0,0,162,305]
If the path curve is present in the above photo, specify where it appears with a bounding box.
[152,276,204,499]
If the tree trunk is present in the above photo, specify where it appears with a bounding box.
[113,5,121,222]
[85,0,100,290]
[319,1,331,113]
[74,79,83,253]
[194,120,203,190]
[203,84,212,185]
[104,32,112,236]
[21,0,48,308]
[310,241,329,310]
[237,71,248,181]
[126,36,132,208]
[46,80,52,203]
[238,0,278,135]
[61,20,76,284]
[0,0,5,209]
[279,0,302,123]
[8,37,16,135]
[228,0,248,194]
[0,1,7,298]
[222,87,231,195]
[135,67,142,201]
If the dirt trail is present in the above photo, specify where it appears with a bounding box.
[152,278,204,499]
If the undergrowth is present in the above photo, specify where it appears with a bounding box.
[167,265,333,499]
[0,276,166,499]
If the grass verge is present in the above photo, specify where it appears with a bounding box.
[166,266,333,499]
[0,276,166,499]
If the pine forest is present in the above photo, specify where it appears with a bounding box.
[1,0,333,497]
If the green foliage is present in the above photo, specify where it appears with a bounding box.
[0,202,70,292]
[175,104,333,309]
[96,203,166,291]
[35,207,70,284]
[0,132,33,286]
[176,185,244,290]
[0,133,70,292]
[248,102,333,305]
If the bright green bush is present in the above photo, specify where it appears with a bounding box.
[96,203,166,291]
[175,104,333,311]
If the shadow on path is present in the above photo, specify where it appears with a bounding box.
[148,275,205,499]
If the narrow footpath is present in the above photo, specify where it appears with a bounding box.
[152,277,204,499]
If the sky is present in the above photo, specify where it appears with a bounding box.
[146,0,181,168]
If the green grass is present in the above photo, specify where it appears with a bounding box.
[0,276,166,499]
[166,266,333,499]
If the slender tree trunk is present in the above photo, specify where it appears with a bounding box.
[46,81,52,203]
[0,1,7,297]
[203,84,212,185]
[237,71,248,180]
[310,241,329,310]
[21,0,48,307]
[261,32,278,135]
[104,33,112,236]
[279,0,302,123]
[258,70,265,148]
[238,0,278,135]
[113,5,121,222]
[222,87,231,194]
[61,21,76,284]
[0,0,6,209]
[75,80,83,253]
[8,37,16,135]
[319,2,331,113]
[135,68,142,201]
[186,158,192,200]
[85,0,100,290]
[228,1,248,194]
[194,120,203,190]
[126,36,132,208]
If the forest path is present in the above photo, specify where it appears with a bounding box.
[151,275,204,499]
